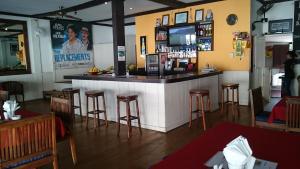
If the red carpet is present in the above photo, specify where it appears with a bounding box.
[151,122,300,169]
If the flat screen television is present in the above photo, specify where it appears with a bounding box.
[169,25,196,46]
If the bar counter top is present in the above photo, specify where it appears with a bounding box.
[64,71,222,83]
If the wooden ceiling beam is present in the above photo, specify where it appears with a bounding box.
[147,0,186,7]
[91,0,224,23]
[264,0,292,4]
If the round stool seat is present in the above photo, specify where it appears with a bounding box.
[117,94,138,101]
[85,90,104,97]
[62,88,80,93]
[189,89,209,96]
[222,83,239,89]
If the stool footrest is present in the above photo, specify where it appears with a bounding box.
[191,110,210,114]
[87,110,106,114]
[120,115,139,121]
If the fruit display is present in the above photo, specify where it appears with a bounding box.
[88,66,100,75]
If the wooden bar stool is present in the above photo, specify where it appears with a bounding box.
[189,89,211,130]
[221,83,240,119]
[85,90,108,129]
[62,88,83,122]
[117,94,142,138]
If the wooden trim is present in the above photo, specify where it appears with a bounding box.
[92,0,224,23]
[147,0,186,7]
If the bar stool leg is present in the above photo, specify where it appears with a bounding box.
[117,99,121,136]
[96,96,100,127]
[126,101,131,138]
[221,88,224,114]
[200,96,206,130]
[206,95,211,113]
[189,95,193,128]
[196,95,200,122]
[86,96,89,129]
[136,99,142,135]
[93,97,97,129]
[78,92,83,122]
[231,89,236,120]
[237,88,240,118]
[226,88,229,117]
[102,95,108,127]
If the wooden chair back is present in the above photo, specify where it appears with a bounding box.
[0,81,24,102]
[249,87,264,126]
[286,97,300,132]
[0,113,58,169]
[297,75,300,96]
[0,90,8,119]
[50,96,73,129]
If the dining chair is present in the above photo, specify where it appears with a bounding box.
[0,81,24,103]
[50,96,78,165]
[286,97,300,132]
[249,87,285,129]
[0,113,58,169]
[297,75,300,96]
[0,90,8,119]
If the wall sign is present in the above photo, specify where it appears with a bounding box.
[294,1,300,52]
[268,19,293,34]
[140,36,147,56]
[117,46,126,61]
[50,20,94,69]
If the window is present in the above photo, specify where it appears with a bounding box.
[0,18,31,75]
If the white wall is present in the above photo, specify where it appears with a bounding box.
[93,25,136,69]
[262,1,294,34]
[0,14,136,101]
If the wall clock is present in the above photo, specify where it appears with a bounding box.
[226,14,238,25]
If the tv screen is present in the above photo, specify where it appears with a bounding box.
[169,25,196,46]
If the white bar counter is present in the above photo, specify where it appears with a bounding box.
[65,71,222,132]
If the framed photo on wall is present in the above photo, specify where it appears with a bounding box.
[140,36,147,56]
[162,14,169,26]
[195,9,204,22]
[175,11,188,24]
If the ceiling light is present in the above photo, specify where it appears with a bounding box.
[4,27,7,31]
[104,1,108,4]
[129,7,133,10]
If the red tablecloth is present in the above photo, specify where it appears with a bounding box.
[268,99,286,123]
[14,109,66,138]
[268,96,300,123]
[151,122,300,169]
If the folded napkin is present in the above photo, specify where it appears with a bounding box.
[3,100,20,119]
[223,136,256,169]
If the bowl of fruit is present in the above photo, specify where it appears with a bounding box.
[88,66,100,75]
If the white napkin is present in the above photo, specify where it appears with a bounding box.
[3,100,20,119]
[223,136,256,169]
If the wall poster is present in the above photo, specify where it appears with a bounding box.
[50,20,94,69]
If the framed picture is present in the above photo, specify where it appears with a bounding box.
[140,36,147,56]
[195,9,204,22]
[175,11,188,24]
[162,14,169,26]
[269,19,293,34]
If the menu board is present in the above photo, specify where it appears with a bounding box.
[294,1,300,52]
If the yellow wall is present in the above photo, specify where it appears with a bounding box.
[135,0,251,71]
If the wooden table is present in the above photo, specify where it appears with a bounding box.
[2,109,66,138]
[151,122,300,169]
